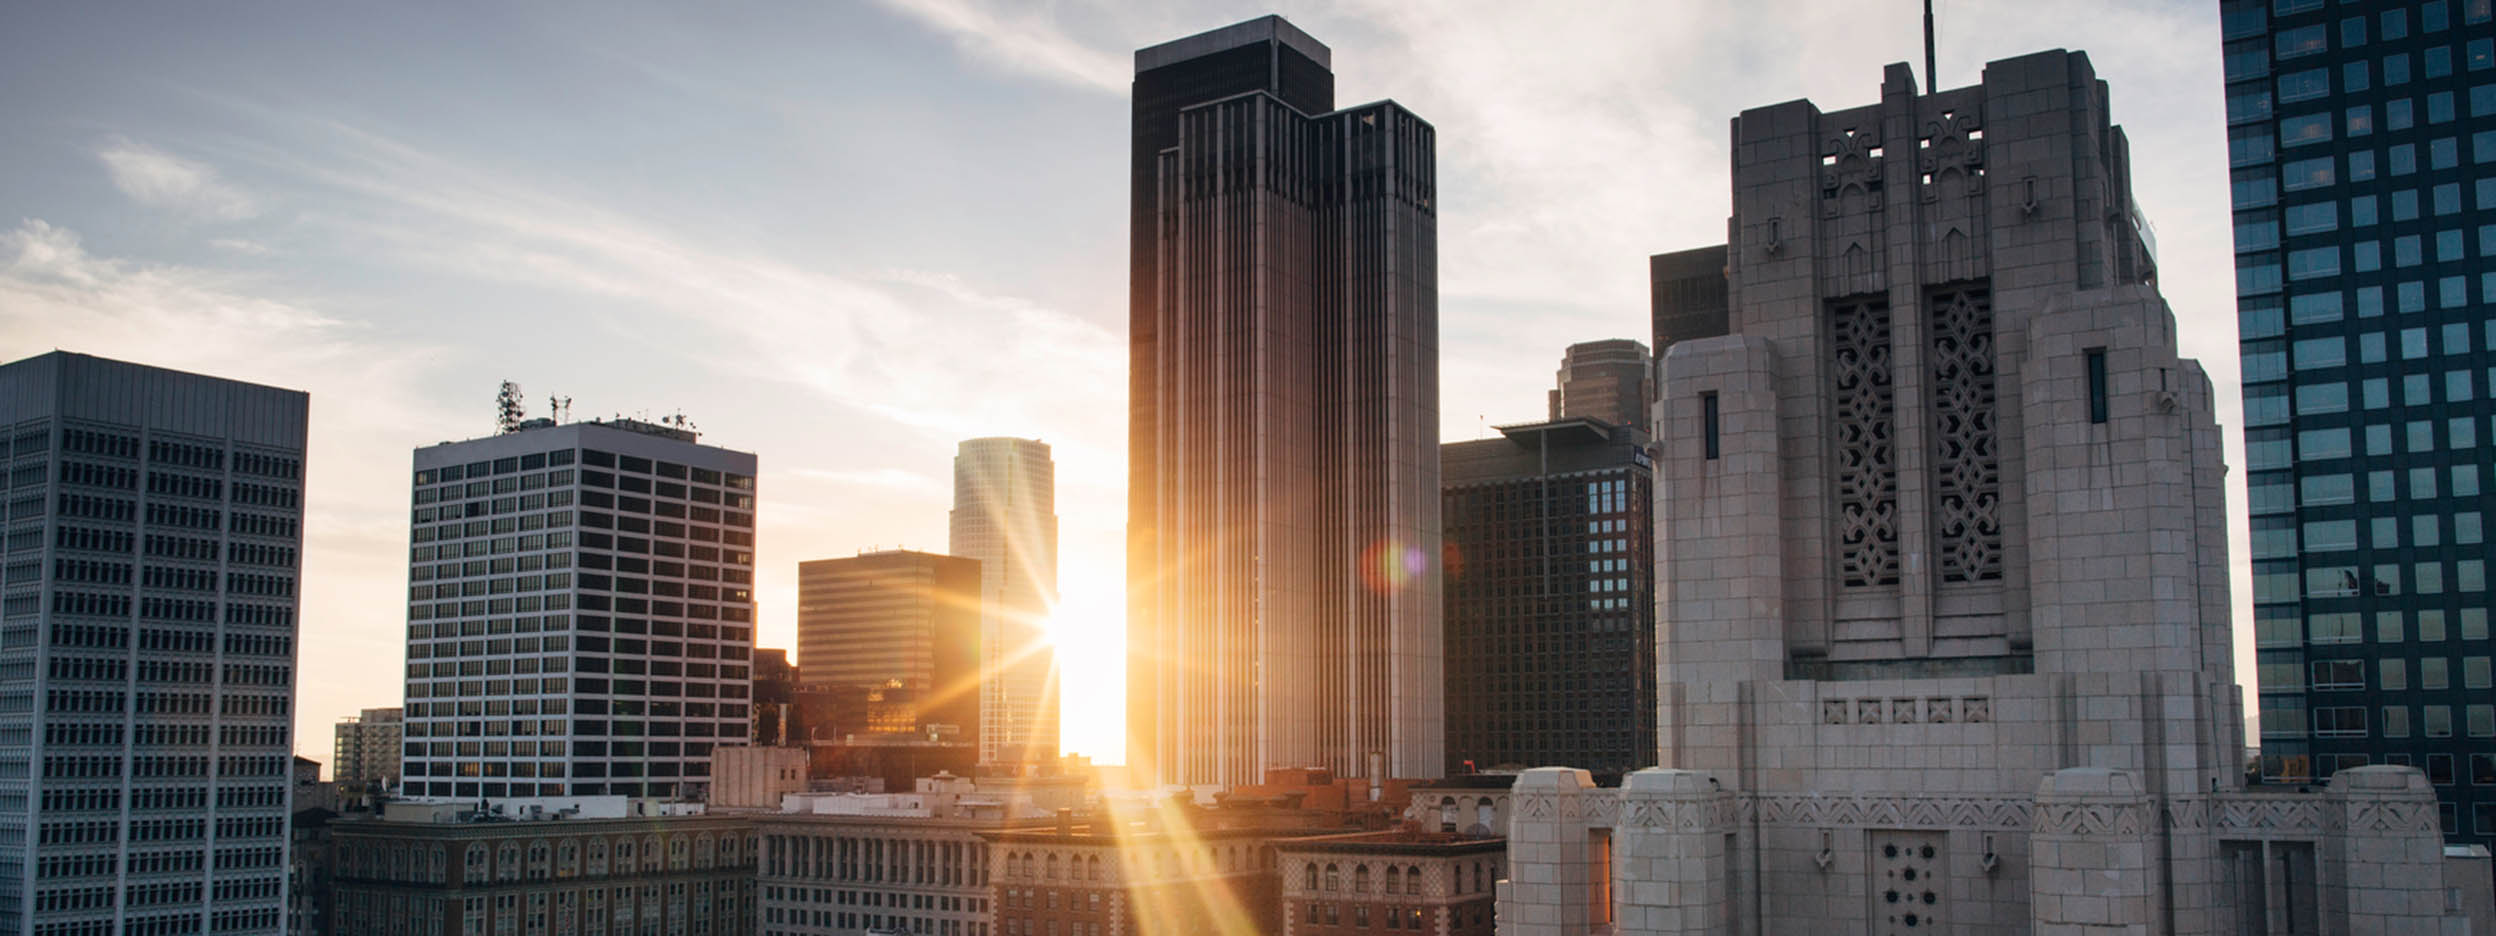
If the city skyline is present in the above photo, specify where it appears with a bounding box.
[0,1,2248,766]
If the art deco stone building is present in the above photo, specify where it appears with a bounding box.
[1125,15,1444,787]
[1498,51,2478,935]
[328,810,755,936]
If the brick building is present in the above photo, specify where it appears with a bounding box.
[1274,831,1503,936]
[327,809,755,936]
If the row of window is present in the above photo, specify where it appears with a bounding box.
[2253,605,2489,645]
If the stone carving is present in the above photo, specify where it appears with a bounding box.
[1619,797,1736,832]
[1821,128,1885,214]
[2032,800,2150,837]
[1818,696,1985,726]
[1916,110,1985,201]
[1830,296,1901,588]
[1749,794,2033,831]
[2212,796,2324,837]
[1929,284,2003,584]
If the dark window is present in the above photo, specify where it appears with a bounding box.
[2086,349,2109,424]
[1702,393,1721,460]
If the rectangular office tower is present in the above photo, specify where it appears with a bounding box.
[2222,0,2496,848]
[1440,416,1655,777]
[0,351,308,936]
[795,550,982,739]
[948,438,1058,767]
[402,419,757,801]
[1126,15,1444,787]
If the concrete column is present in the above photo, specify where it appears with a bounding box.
[2029,767,2155,935]
[1497,767,1606,936]
[1610,768,1735,936]
[2316,765,2448,933]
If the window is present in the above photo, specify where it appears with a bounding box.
[1701,393,1719,460]
[2278,68,2331,102]
[2284,202,2337,236]
[2427,706,2455,738]
[2282,156,2335,191]
[2384,705,2412,737]
[2382,658,2408,690]
[2310,659,2364,690]
[2313,706,2367,737]
[2086,349,2108,423]
[2276,24,2327,59]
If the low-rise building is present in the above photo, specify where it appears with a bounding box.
[327,802,755,936]
[1273,830,1505,936]
[757,774,1056,936]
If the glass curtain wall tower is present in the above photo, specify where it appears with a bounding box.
[2223,0,2496,849]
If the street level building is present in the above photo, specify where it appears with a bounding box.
[1440,418,1655,776]
[948,438,1060,768]
[796,550,982,740]
[1274,830,1504,936]
[328,808,755,936]
[0,351,308,936]
[755,775,1055,936]
[1499,52,2480,934]
[402,419,760,801]
[1125,14,1445,788]
[2219,0,2496,853]
[333,705,403,791]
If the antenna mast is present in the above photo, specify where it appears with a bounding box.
[1923,0,1938,94]
[495,381,526,434]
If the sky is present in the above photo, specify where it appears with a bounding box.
[0,0,2241,767]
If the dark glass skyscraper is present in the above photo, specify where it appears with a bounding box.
[1125,16,1443,787]
[2222,0,2496,849]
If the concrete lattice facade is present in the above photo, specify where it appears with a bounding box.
[948,438,1059,768]
[1498,52,2476,935]
[1125,15,1444,787]
[0,352,307,936]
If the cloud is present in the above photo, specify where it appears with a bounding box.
[867,0,1128,92]
[207,237,274,255]
[95,139,259,221]
[787,466,949,497]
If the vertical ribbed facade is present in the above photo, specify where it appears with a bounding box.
[947,438,1059,767]
[1128,16,1442,787]
[794,551,982,740]
[0,351,308,936]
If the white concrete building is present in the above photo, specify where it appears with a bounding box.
[0,351,308,936]
[1497,52,2487,935]
[402,418,757,802]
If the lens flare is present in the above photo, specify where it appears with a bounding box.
[1358,538,1434,593]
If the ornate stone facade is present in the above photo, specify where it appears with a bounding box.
[1497,51,2488,935]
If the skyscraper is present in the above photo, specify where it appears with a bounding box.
[0,351,308,936]
[1545,339,1653,428]
[948,437,1059,767]
[332,706,404,790]
[1126,15,1444,787]
[1440,416,1655,776]
[401,418,758,801]
[2222,0,2496,849]
[795,550,982,740]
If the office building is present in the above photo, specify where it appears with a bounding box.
[751,648,798,745]
[1498,52,2477,934]
[1440,417,1655,776]
[1275,830,1504,936]
[1545,339,1652,428]
[401,419,759,801]
[1126,15,1444,787]
[327,807,755,936]
[2221,0,2496,851]
[332,706,403,791]
[0,351,307,936]
[947,437,1059,767]
[795,550,981,740]
[1649,245,1732,356]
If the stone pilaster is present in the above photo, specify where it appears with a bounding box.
[2029,767,2155,935]
[1610,769,1735,936]
[2316,765,2449,933]
[1498,768,1608,936]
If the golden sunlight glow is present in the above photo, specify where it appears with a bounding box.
[1041,581,1127,764]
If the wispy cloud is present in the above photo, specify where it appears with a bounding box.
[867,0,1127,92]
[787,466,949,497]
[207,237,274,255]
[95,139,259,221]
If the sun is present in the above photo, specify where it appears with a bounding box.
[1040,580,1126,764]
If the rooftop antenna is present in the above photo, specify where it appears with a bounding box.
[1923,0,1938,94]
[495,381,525,434]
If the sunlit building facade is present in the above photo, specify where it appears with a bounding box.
[795,550,982,740]
[2222,0,2496,850]
[1545,340,1652,428]
[402,420,759,801]
[948,437,1059,767]
[0,351,308,936]
[1125,15,1445,787]
[333,706,403,790]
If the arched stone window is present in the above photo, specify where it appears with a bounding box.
[668,837,687,870]
[1355,865,1372,893]
[1405,866,1422,896]
[464,844,489,884]
[1476,797,1496,830]
[496,843,520,881]
[1323,864,1341,893]
[527,841,551,880]
[1439,797,1458,832]
[1087,856,1101,882]
[1303,863,1318,892]
[1046,853,1061,880]
[558,841,579,878]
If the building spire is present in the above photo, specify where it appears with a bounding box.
[1923,0,1938,93]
